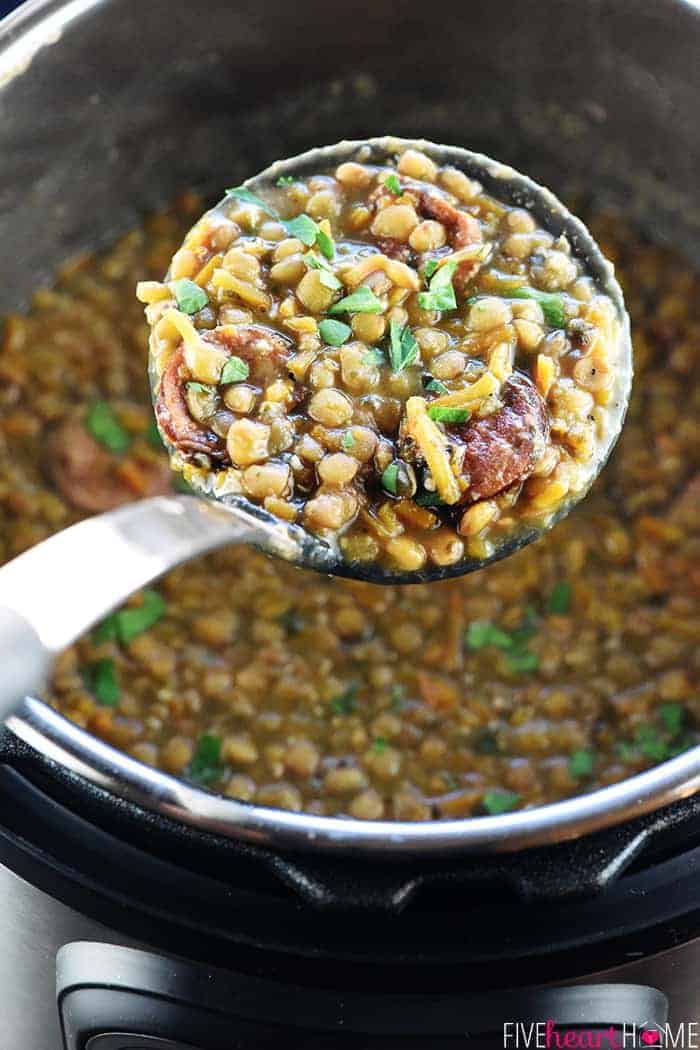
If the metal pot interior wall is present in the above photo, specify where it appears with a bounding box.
[1,0,699,311]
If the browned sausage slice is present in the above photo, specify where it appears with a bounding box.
[455,372,549,502]
[47,419,172,513]
[155,348,225,458]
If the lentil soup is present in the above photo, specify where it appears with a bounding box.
[2,194,697,820]
[141,144,629,576]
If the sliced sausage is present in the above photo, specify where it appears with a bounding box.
[47,419,171,513]
[155,348,225,458]
[455,372,549,502]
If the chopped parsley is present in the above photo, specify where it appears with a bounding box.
[659,703,685,736]
[281,213,318,246]
[414,489,445,507]
[329,684,358,715]
[316,227,335,260]
[172,277,208,315]
[423,259,439,280]
[276,174,295,186]
[384,173,402,195]
[220,356,250,384]
[372,736,389,754]
[547,580,572,615]
[381,462,400,495]
[329,285,383,315]
[342,431,356,450]
[482,789,520,815]
[418,259,458,312]
[425,378,449,395]
[388,319,419,372]
[225,185,278,217]
[187,733,225,785]
[319,318,351,346]
[305,252,342,290]
[427,405,471,425]
[465,617,539,673]
[617,705,694,764]
[569,749,595,779]
[508,287,566,328]
[85,401,131,453]
[93,589,166,645]
[82,658,120,706]
[465,621,513,651]
[186,381,211,395]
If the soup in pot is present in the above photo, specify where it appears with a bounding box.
[1,191,697,820]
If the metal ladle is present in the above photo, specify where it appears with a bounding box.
[0,137,632,717]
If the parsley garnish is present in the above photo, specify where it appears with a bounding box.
[82,658,120,706]
[465,618,539,673]
[319,318,351,346]
[173,278,208,315]
[329,286,383,315]
[316,227,335,260]
[414,489,445,507]
[381,462,400,495]
[384,173,401,195]
[569,749,595,779]
[93,590,166,645]
[388,319,419,372]
[342,431,356,450]
[466,621,513,651]
[418,259,458,312]
[305,252,342,290]
[659,703,685,736]
[423,259,439,280]
[508,287,566,328]
[425,378,449,395]
[85,401,131,453]
[427,405,471,424]
[282,213,318,246]
[186,381,211,395]
[220,356,250,384]
[276,175,295,186]
[187,733,225,785]
[482,789,520,815]
[547,580,572,615]
[225,185,278,217]
[329,684,358,715]
[373,737,389,754]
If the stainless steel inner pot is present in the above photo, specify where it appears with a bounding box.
[1,0,698,856]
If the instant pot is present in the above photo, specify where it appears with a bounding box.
[0,0,699,1046]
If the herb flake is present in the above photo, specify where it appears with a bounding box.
[384,173,401,195]
[93,590,166,646]
[86,401,131,454]
[569,749,595,779]
[425,378,449,395]
[547,580,572,615]
[319,318,351,346]
[188,733,225,785]
[418,259,458,312]
[329,684,358,715]
[220,356,250,384]
[173,278,208,315]
[281,213,318,246]
[482,789,520,815]
[388,320,419,372]
[427,405,471,425]
[225,185,279,218]
[381,462,400,495]
[508,287,566,328]
[83,658,120,706]
[329,285,383,316]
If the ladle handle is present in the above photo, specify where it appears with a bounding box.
[0,495,257,720]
